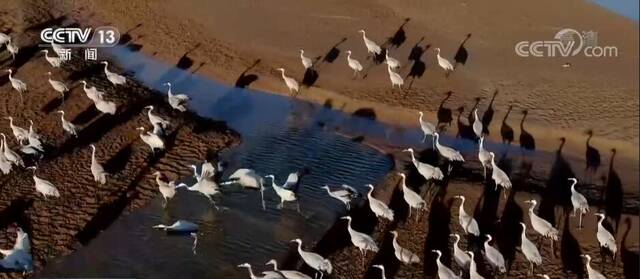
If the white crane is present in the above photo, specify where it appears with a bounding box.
[41,49,62,67]
[466,252,485,279]
[265,259,311,279]
[417,111,436,146]
[453,195,480,236]
[136,126,165,153]
[373,265,386,279]
[478,137,492,178]
[435,48,454,76]
[0,227,33,272]
[221,168,266,210]
[357,29,382,55]
[144,105,170,129]
[26,120,43,148]
[472,108,483,138]
[5,70,27,102]
[0,32,10,45]
[345,50,363,78]
[581,254,607,279]
[94,98,117,115]
[519,222,542,274]
[80,80,105,102]
[341,216,379,264]
[89,144,108,185]
[26,166,60,198]
[45,72,68,99]
[163,82,190,112]
[403,148,444,181]
[434,133,465,163]
[385,51,400,69]
[386,64,404,89]
[398,173,426,221]
[276,68,299,95]
[6,38,18,60]
[432,249,462,279]
[57,111,77,137]
[0,138,13,174]
[300,50,313,69]
[238,263,284,279]
[290,238,332,279]
[489,152,511,194]
[524,199,559,251]
[569,178,589,229]
[366,184,394,221]
[51,42,65,57]
[265,174,299,211]
[0,133,24,167]
[483,234,506,273]
[321,184,358,210]
[153,220,199,232]
[536,275,550,279]
[390,230,420,264]
[100,61,126,85]
[177,164,221,209]
[153,171,177,207]
[450,233,471,270]
[595,213,617,258]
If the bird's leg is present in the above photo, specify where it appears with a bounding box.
[277,201,283,209]
[260,188,266,210]
[296,201,301,213]
[407,207,412,220]
[578,212,583,229]
[422,134,427,143]
[448,164,453,174]
[162,198,167,208]
[571,208,576,217]
[483,166,486,179]
[208,196,219,210]
[319,271,323,279]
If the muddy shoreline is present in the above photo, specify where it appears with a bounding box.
[0,27,240,277]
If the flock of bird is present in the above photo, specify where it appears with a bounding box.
[0,27,622,279]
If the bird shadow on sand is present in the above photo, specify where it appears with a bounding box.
[603,148,622,233]
[454,33,472,68]
[423,193,452,276]
[500,104,515,145]
[321,37,347,65]
[437,91,454,131]
[0,199,34,235]
[301,68,319,87]
[352,108,377,121]
[481,89,498,135]
[560,212,585,278]
[103,144,134,175]
[175,43,201,70]
[235,59,261,88]
[384,18,410,49]
[40,93,73,114]
[519,110,536,154]
[118,23,143,45]
[621,217,639,279]
[538,137,574,229]
[405,37,429,89]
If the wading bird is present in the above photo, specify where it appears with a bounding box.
[163,82,190,112]
[26,166,60,198]
[483,234,506,274]
[345,50,363,78]
[290,238,332,279]
[5,117,29,144]
[595,213,617,259]
[265,259,311,279]
[5,70,27,102]
[94,98,117,115]
[386,64,404,89]
[472,108,483,138]
[276,68,299,96]
[45,72,68,100]
[144,105,170,130]
[450,233,471,270]
[432,249,462,279]
[341,216,378,265]
[41,49,62,67]
[434,133,465,164]
[177,165,221,209]
[300,50,313,69]
[321,184,358,210]
[89,144,108,185]
[581,254,607,279]
[385,51,400,69]
[489,152,511,194]
[366,184,394,221]
[524,199,559,251]
[520,222,542,275]
[357,29,382,55]
[136,126,165,153]
[26,120,43,149]
[0,227,33,272]
[153,171,177,207]
[0,33,10,45]
[373,265,386,279]
[403,148,444,182]
[265,174,299,211]
[80,80,105,102]
[466,252,485,279]
[390,230,420,264]
[478,137,492,178]
[417,111,436,146]
[398,173,426,221]
[1,133,24,167]
[238,263,283,279]
[0,138,13,174]
[221,168,266,209]
[569,178,589,229]
[57,111,77,137]
[453,195,480,236]
[436,48,454,76]
[100,61,126,85]
[6,38,18,60]
[153,220,199,232]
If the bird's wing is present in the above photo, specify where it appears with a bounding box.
[283,172,300,190]
[174,94,190,101]
[340,184,358,195]
[200,162,216,179]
